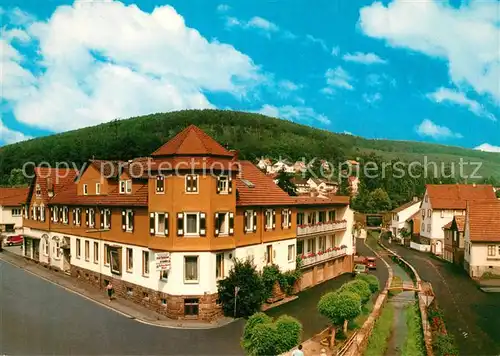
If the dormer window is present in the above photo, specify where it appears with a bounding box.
[156,176,165,194]
[216,176,231,194]
[62,206,69,224]
[185,175,198,193]
[96,183,101,195]
[35,184,41,197]
[52,206,59,223]
[120,180,132,194]
[83,184,88,195]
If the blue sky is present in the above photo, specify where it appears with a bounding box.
[1,0,499,151]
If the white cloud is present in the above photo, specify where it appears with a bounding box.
[1,0,264,132]
[359,0,500,101]
[0,119,32,145]
[416,119,462,140]
[331,46,340,56]
[278,80,300,92]
[216,4,230,13]
[323,66,354,91]
[363,93,382,104]
[342,52,387,64]
[225,15,279,36]
[475,143,500,153]
[426,87,496,121]
[343,131,353,135]
[257,104,331,125]
[305,34,328,52]
[7,7,36,26]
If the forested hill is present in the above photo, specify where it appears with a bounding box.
[1,109,500,185]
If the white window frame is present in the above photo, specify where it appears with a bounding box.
[104,244,110,265]
[103,208,111,229]
[35,184,41,197]
[53,239,60,259]
[283,209,291,229]
[83,184,88,195]
[85,240,90,261]
[93,242,99,263]
[487,245,495,257]
[440,210,444,218]
[185,174,199,194]
[288,244,296,262]
[216,253,224,279]
[215,212,229,236]
[75,208,81,226]
[265,209,273,230]
[96,183,101,195]
[52,206,59,222]
[89,208,95,228]
[76,238,81,259]
[156,176,165,194]
[126,209,134,232]
[126,248,133,273]
[218,176,229,194]
[155,212,168,236]
[184,255,199,283]
[184,212,200,236]
[142,250,150,276]
[62,206,69,224]
[245,210,254,232]
[160,269,169,281]
[40,204,45,222]
[44,239,49,256]
[119,180,126,194]
[126,180,132,194]
[11,208,21,217]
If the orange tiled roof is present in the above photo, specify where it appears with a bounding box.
[149,156,240,174]
[31,168,78,204]
[406,211,421,222]
[392,199,421,213]
[151,125,235,157]
[236,161,295,206]
[443,216,465,231]
[292,195,350,206]
[426,184,496,210]
[467,200,500,242]
[50,183,148,207]
[0,187,29,206]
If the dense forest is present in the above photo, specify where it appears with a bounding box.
[1,109,499,212]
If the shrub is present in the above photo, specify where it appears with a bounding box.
[355,274,380,293]
[262,264,282,299]
[275,315,302,352]
[339,280,372,305]
[218,259,265,318]
[433,334,458,356]
[242,313,302,356]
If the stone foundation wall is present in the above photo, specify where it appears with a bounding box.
[70,265,222,321]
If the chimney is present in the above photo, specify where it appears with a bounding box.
[473,183,476,187]
[47,178,54,197]
[230,149,238,160]
[413,196,418,202]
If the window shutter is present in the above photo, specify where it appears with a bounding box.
[107,209,111,229]
[229,212,234,235]
[216,177,221,194]
[228,176,233,193]
[244,211,248,234]
[272,210,276,229]
[149,212,155,235]
[59,207,62,222]
[192,176,198,192]
[253,211,257,232]
[85,209,89,227]
[164,213,169,236]
[72,209,76,225]
[177,213,184,236]
[214,213,219,236]
[121,210,126,231]
[200,212,206,236]
[288,210,292,228]
[186,175,192,192]
[130,211,134,232]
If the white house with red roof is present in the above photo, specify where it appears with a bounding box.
[420,184,496,255]
[0,187,29,233]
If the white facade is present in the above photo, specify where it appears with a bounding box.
[0,205,24,232]
[464,220,500,278]
[232,238,297,272]
[390,200,421,239]
[267,161,294,174]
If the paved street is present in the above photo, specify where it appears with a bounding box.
[383,241,500,356]
[0,260,244,355]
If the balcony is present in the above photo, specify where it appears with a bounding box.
[299,246,347,268]
[297,220,347,237]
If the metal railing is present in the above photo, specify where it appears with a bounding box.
[297,220,347,236]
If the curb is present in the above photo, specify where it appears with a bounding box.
[0,251,239,330]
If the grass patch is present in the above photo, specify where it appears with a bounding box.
[481,272,500,279]
[348,299,374,330]
[401,302,425,356]
[365,302,395,356]
[388,276,403,296]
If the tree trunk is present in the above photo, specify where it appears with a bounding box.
[343,319,348,334]
[330,326,336,347]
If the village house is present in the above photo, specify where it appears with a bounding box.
[268,159,295,174]
[419,184,496,256]
[256,158,272,171]
[390,197,421,242]
[464,200,500,278]
[0,187,29,234]
[22,125,355,321]
[443,216,465,265]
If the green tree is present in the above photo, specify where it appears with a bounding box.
[8,168,27,186]
[276,168,298,196]
[218,259,265,318]
[275,315,302,352]
[317,291,362,345]
[355,274,380,294]
[370,188,392,212]
[339,280,372,305]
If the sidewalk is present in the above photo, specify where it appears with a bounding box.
[0,250,237,329]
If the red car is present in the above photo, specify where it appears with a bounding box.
[365,257,377,270]
[5,235,23,246]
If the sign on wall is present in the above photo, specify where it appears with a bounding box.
[155,252,171,271]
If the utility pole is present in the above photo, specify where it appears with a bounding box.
[234,286,240,318]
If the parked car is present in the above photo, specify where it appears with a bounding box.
[5,235,23,246]
[366,257,377,270]
[352,263,367,276]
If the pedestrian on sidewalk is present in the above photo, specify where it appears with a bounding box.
[292,344,304,356]
[106,282,114,301]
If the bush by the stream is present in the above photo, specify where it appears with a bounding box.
[339,280,372,305]
[433,334,459,356]
[355,274,380,293]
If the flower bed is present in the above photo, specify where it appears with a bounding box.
[427,302,458,356]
